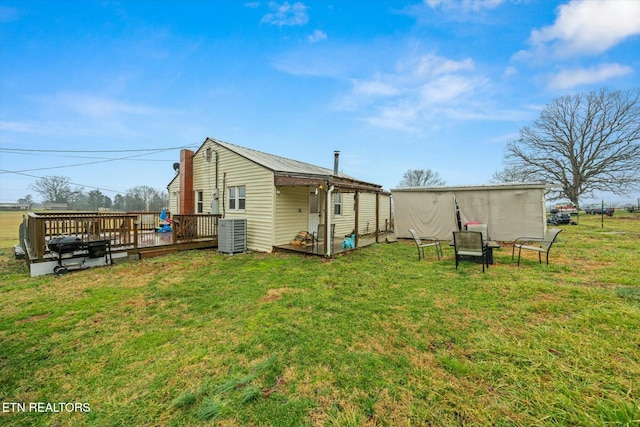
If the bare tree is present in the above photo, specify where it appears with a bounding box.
[30,175,72,203]
[398,169,446,187]
[491,165,536,184]
[503,88,640,205]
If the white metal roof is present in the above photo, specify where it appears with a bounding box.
[391,182,551,192]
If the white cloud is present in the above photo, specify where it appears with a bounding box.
[337,53,494,131]
[244,2,260,8]
[419,74,478,104]
[0,120,42,134]
[413,55,475,77]
[48,93,167,118]
[546,63,634,91]
[261,1,308,27]
[423,0,505,11]
[529,0,640,57]
[364,102,420,132]
[308,29,327,43]
[503,66,517,78]
[351,79,399,97]
[0,93,186,146]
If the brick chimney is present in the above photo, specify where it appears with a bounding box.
[179,149,194,214]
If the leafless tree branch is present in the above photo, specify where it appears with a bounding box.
[497,88,640,205]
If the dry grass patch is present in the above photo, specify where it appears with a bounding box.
[260,287,299,303]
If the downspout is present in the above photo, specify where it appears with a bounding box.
[327,150,339,257]
[222,172,226,218]
[325,183,335,257]
[212,149,219,215]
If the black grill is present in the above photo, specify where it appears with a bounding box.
[47,236,83,255]
[47,236,112,275]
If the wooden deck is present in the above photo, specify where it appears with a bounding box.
[20,211,395,276]
[274,232,396,256]
[133,233,218,259]
[22,212,220,264]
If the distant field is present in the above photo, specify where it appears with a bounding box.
[0,211,27,247]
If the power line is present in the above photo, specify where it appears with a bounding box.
[0,151,175,161]
[0,169,125,194]
[0,142,197,195]
[0,145,197,154]
[0,150,172,174]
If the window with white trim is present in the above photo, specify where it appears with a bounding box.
[196,190,204,213]
[334,192,342,216]
[228,186,246,211]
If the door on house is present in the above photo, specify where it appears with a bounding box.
[308,190,321,233]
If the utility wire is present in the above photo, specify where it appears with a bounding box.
[0,142,196,194]
[1,151,175,162]
[0,169,125,194]
[0,144,198,153]
[0,150,173,174]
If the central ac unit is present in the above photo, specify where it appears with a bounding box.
[218,218,246,255]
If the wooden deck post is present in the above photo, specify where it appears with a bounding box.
[133,221,139,249]
[35,216,45,260]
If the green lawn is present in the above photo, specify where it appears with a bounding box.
[1,213,639,426]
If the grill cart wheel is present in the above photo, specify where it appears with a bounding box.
[53,265,69,276]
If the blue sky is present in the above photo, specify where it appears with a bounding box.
[1,0,639,205]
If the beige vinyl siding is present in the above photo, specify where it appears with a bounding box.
[378,194,392,231]
[357,193,392,234]
[167,177,180,216]
[331,190,354,238]
[274,186,309,245]
[330,191,391,237]
[192,140,276,253]
[192,140,218,214]
[219,148,275,253]
[357,192,379,235]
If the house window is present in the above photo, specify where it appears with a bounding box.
[228,186,246,211]
[196,190,204,213]
[334,192,342,216]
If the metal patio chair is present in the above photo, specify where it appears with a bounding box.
[512,228,562,266]
[408,228,442,260]
[453,231,488,272]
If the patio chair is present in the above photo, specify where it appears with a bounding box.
[512,228,562,266]
[313,224,335,254]
[408,229,442,260]
[466,223,489,241]
[453,231,488,272]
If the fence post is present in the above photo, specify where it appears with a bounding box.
[36,217,45,260]
[172,216,178,244]
[133,221,139,249]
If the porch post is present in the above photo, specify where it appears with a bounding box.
[354,190,359,247]
[325,183,335,257]
[323,184,329,257]
[375,192,380,243]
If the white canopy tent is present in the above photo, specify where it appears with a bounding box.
[392,183,549,241]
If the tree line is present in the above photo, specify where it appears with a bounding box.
[19,175,168,212]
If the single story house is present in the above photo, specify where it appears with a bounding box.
[392,183,550,241]
[167,138,392,256]
[0,202,30,211]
